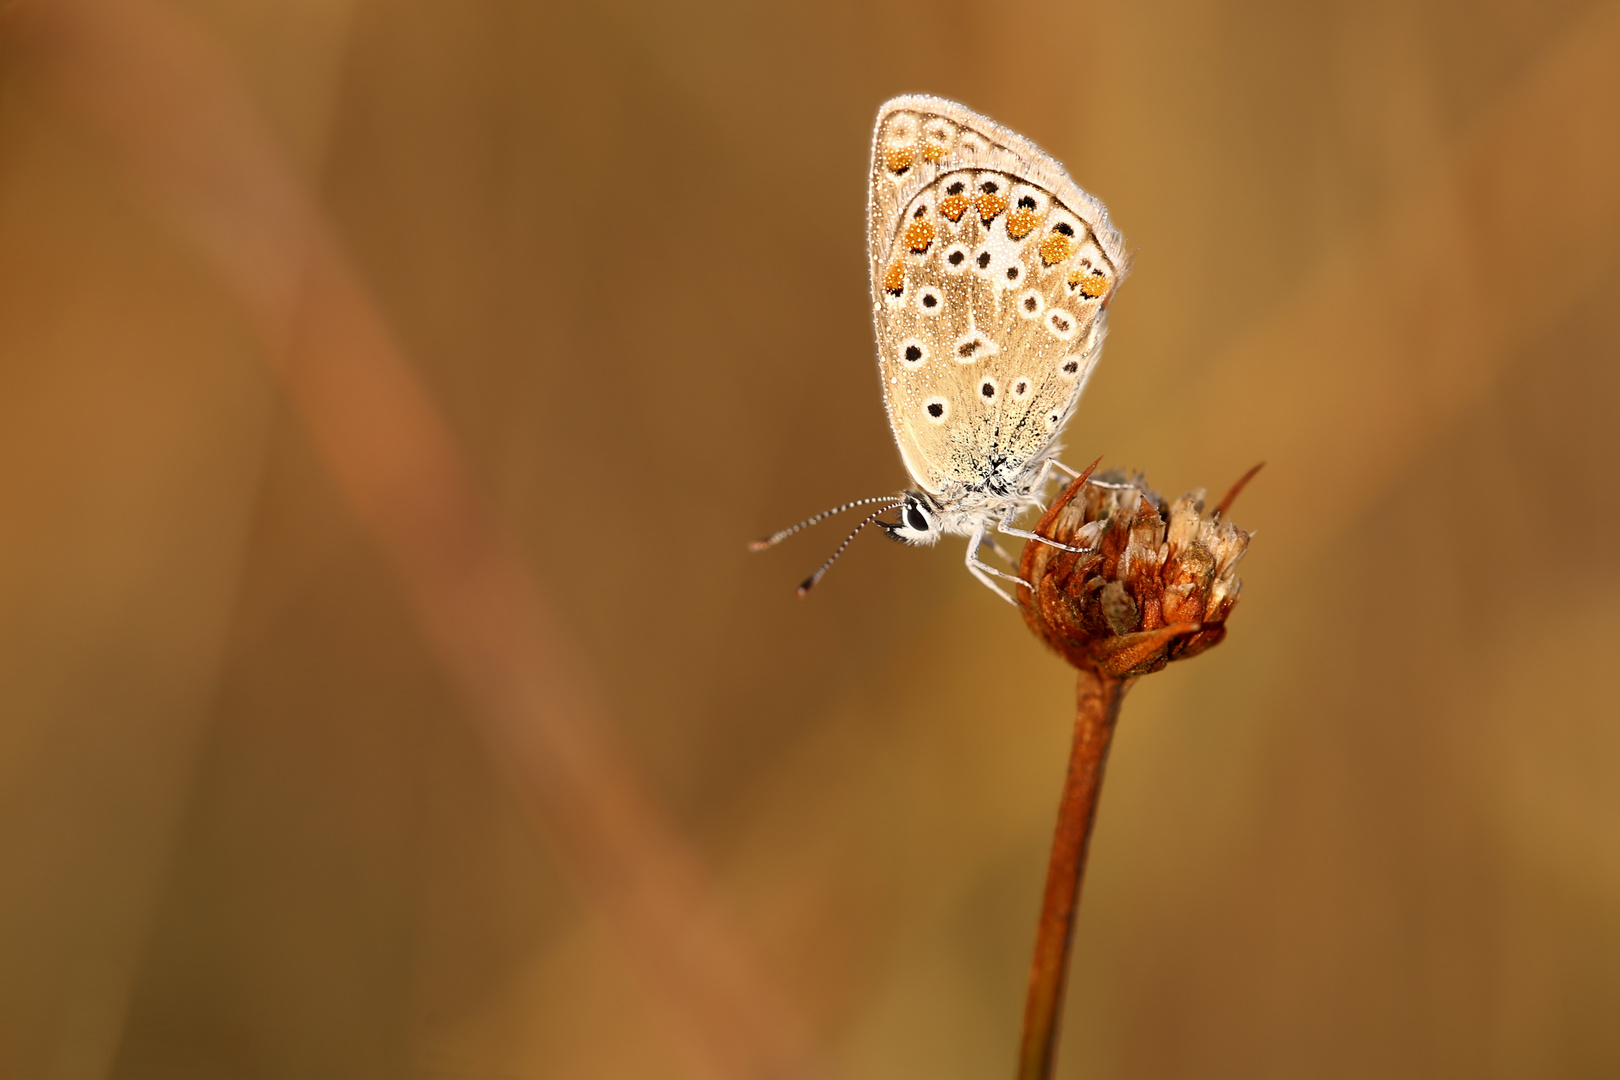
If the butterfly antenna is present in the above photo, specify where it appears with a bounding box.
[796,505,900,597]
[749,495,901,551]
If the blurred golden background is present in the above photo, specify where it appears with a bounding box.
[2,0,1618,1077]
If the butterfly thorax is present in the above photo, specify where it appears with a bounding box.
[917,465,1054,539]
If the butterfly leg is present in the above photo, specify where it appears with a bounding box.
[965,523,1027,605]
[996,506,1092,555]
[1045,459,1142,492]
[981,534,1017,565]
[1031,458,1082,488]
[1026,457,1094,509]
[1021,458,1067,511]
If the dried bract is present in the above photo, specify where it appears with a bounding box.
[1018,464,1254,678]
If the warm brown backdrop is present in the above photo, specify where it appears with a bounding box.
[2,1,1618,1078]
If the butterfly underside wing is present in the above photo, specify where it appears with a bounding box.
[869,96,1128,506]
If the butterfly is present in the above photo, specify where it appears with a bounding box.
[753,95,1129,603]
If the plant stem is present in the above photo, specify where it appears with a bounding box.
[1015,667,1129,1080]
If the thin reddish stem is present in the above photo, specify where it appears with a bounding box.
[1016,667,1129,1080]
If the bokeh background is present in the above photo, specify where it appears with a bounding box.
[3,1,1618,1078]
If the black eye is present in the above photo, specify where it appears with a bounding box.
[1017,195,1036,209]
[927,401,945,417]
[923,294,938,308]
[980,181,999,193]
[946,180,965,195]
[948,250,965,266]
[1063,360,1079,374]
[906,504,928,531]
[1006,267,1019,280]
[913,204,927,218]
[981,381,995,397]
[904,344,922,362]
[1054,222,1075,236]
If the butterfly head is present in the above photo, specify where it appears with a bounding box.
[883,492,942,546]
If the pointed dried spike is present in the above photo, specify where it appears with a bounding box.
[1215,462,1265,519]
[1019,457,1102,596]
[1035,457,1101,538]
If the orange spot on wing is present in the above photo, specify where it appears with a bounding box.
[884,145,915,174]
[974,191,1009,222]
[1006,207,1040,239]
[883,261,905,294]
[1040,234,1076,265]
[903,217,936,253]
[1070,270,1110,298]
[921,139,947,163]
[938,193,970,222]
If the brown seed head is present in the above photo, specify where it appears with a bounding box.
[1018,461,1255,678]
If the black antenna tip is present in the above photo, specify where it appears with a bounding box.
[796,577,817,597]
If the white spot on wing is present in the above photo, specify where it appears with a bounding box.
[1008,184,1051,216]
[951,331,999,363]
[958,131,990,156]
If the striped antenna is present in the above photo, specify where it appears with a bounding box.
[796,505,901,597]
[749,494,901,551]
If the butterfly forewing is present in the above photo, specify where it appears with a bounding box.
[867,97,1126,498]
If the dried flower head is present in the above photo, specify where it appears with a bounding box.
[1018,462,1257,678]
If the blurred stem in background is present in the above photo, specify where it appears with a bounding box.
[6,2,816,1078]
